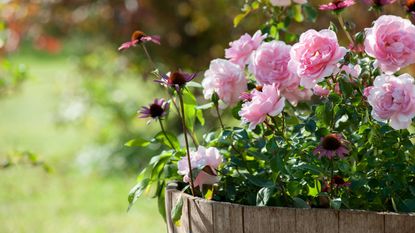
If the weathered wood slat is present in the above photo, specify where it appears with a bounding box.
[296,208,338,233]
[166,189,415,233]
[171,191,191,233]
[165,189,174,233]
[244,206,296,233]
[189,198,214,233]
[339,210,384,233]
[212,202,243,233]
[385,213,415,233]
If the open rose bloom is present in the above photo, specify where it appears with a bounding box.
[289,29,347,88]
[365,74,415,130]
[177,146,223,188]
[364,15,415,73]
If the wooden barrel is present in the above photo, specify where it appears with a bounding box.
[165,187,415,233]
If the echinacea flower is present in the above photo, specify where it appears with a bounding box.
[157,71,197,91]
[313,133,349,159]
[363,0,396,6]
[118,30,161,51]
[177,146,223,188]
[138,98,169,120]
[319,0,356,11]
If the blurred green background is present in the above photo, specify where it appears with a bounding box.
[0,0,413,232]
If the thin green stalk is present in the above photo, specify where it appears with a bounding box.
[337,15,354,45]
[178,90,195,196]
[214,103,225,130]
[159,119,175,150]
[141,44,156,70]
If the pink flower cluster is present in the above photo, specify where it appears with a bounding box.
[364,15,415,74]
[364,74,415,130]
[239,84,285,129]
[177,146,223,188]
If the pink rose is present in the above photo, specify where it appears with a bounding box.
[364,15,415,74]
[225,30,266,67]
[239,84,285,129]
[289,29,347,89]
[202,59,247,108]
[177,146,223,188]
[249,41,298,89]
[365,73,415,130]
[270,0,307,6]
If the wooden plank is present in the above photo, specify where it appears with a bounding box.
[385,213,415,233]
[171,191,191,233]
[212,202,243,233]
[339,210,384,233]
[296,208,338,233]
[244,206,296,233]
[189,198,214,233]
[165,189,174,233]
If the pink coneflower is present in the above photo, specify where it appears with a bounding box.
[319,0,356,11]
[138,98,169,120]
[313,133,349,159]
[118,30,161,51]
[157,71,197,91]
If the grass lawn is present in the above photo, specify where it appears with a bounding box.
[0,51,165,233]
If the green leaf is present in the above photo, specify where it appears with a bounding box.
[293,5,304,23]
[124,138,150,147]
[233,12,248,27]
[196,109,205,126]
[287,181,301,197]
[127,178,150,211]
[307,180,321,197]
[196,103,214,110]
[315,102,333,127]
[338,77,354,97]
[402,199,415,212]
[330,198,342,209]
[302,4,317,22]
[182,89,197,131]
[329,21,338,33]
[171,195,184,226]
[154,132,180,150]
[158,189,167,221]
[292,197,310,208]
[256,187,274,206]
[245,174,275,188]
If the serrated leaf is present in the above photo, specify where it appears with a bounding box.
[256,187,274,206]
[330,198,342,209]
[292,197,310,209]
[154,131,180,150]
[127,178,150,211]
[124,138,150,147]
[293,5,304,23]
[171,195,184,226]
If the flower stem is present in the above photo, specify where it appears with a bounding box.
[214,103,225,130]
[141,44,156,70]
[167,90,199,147]
[159,119,176,150]
[329,159,334,198]
[337,15,354,45]
[178,90,195,196]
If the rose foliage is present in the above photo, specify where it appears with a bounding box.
[123,0,415,219]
